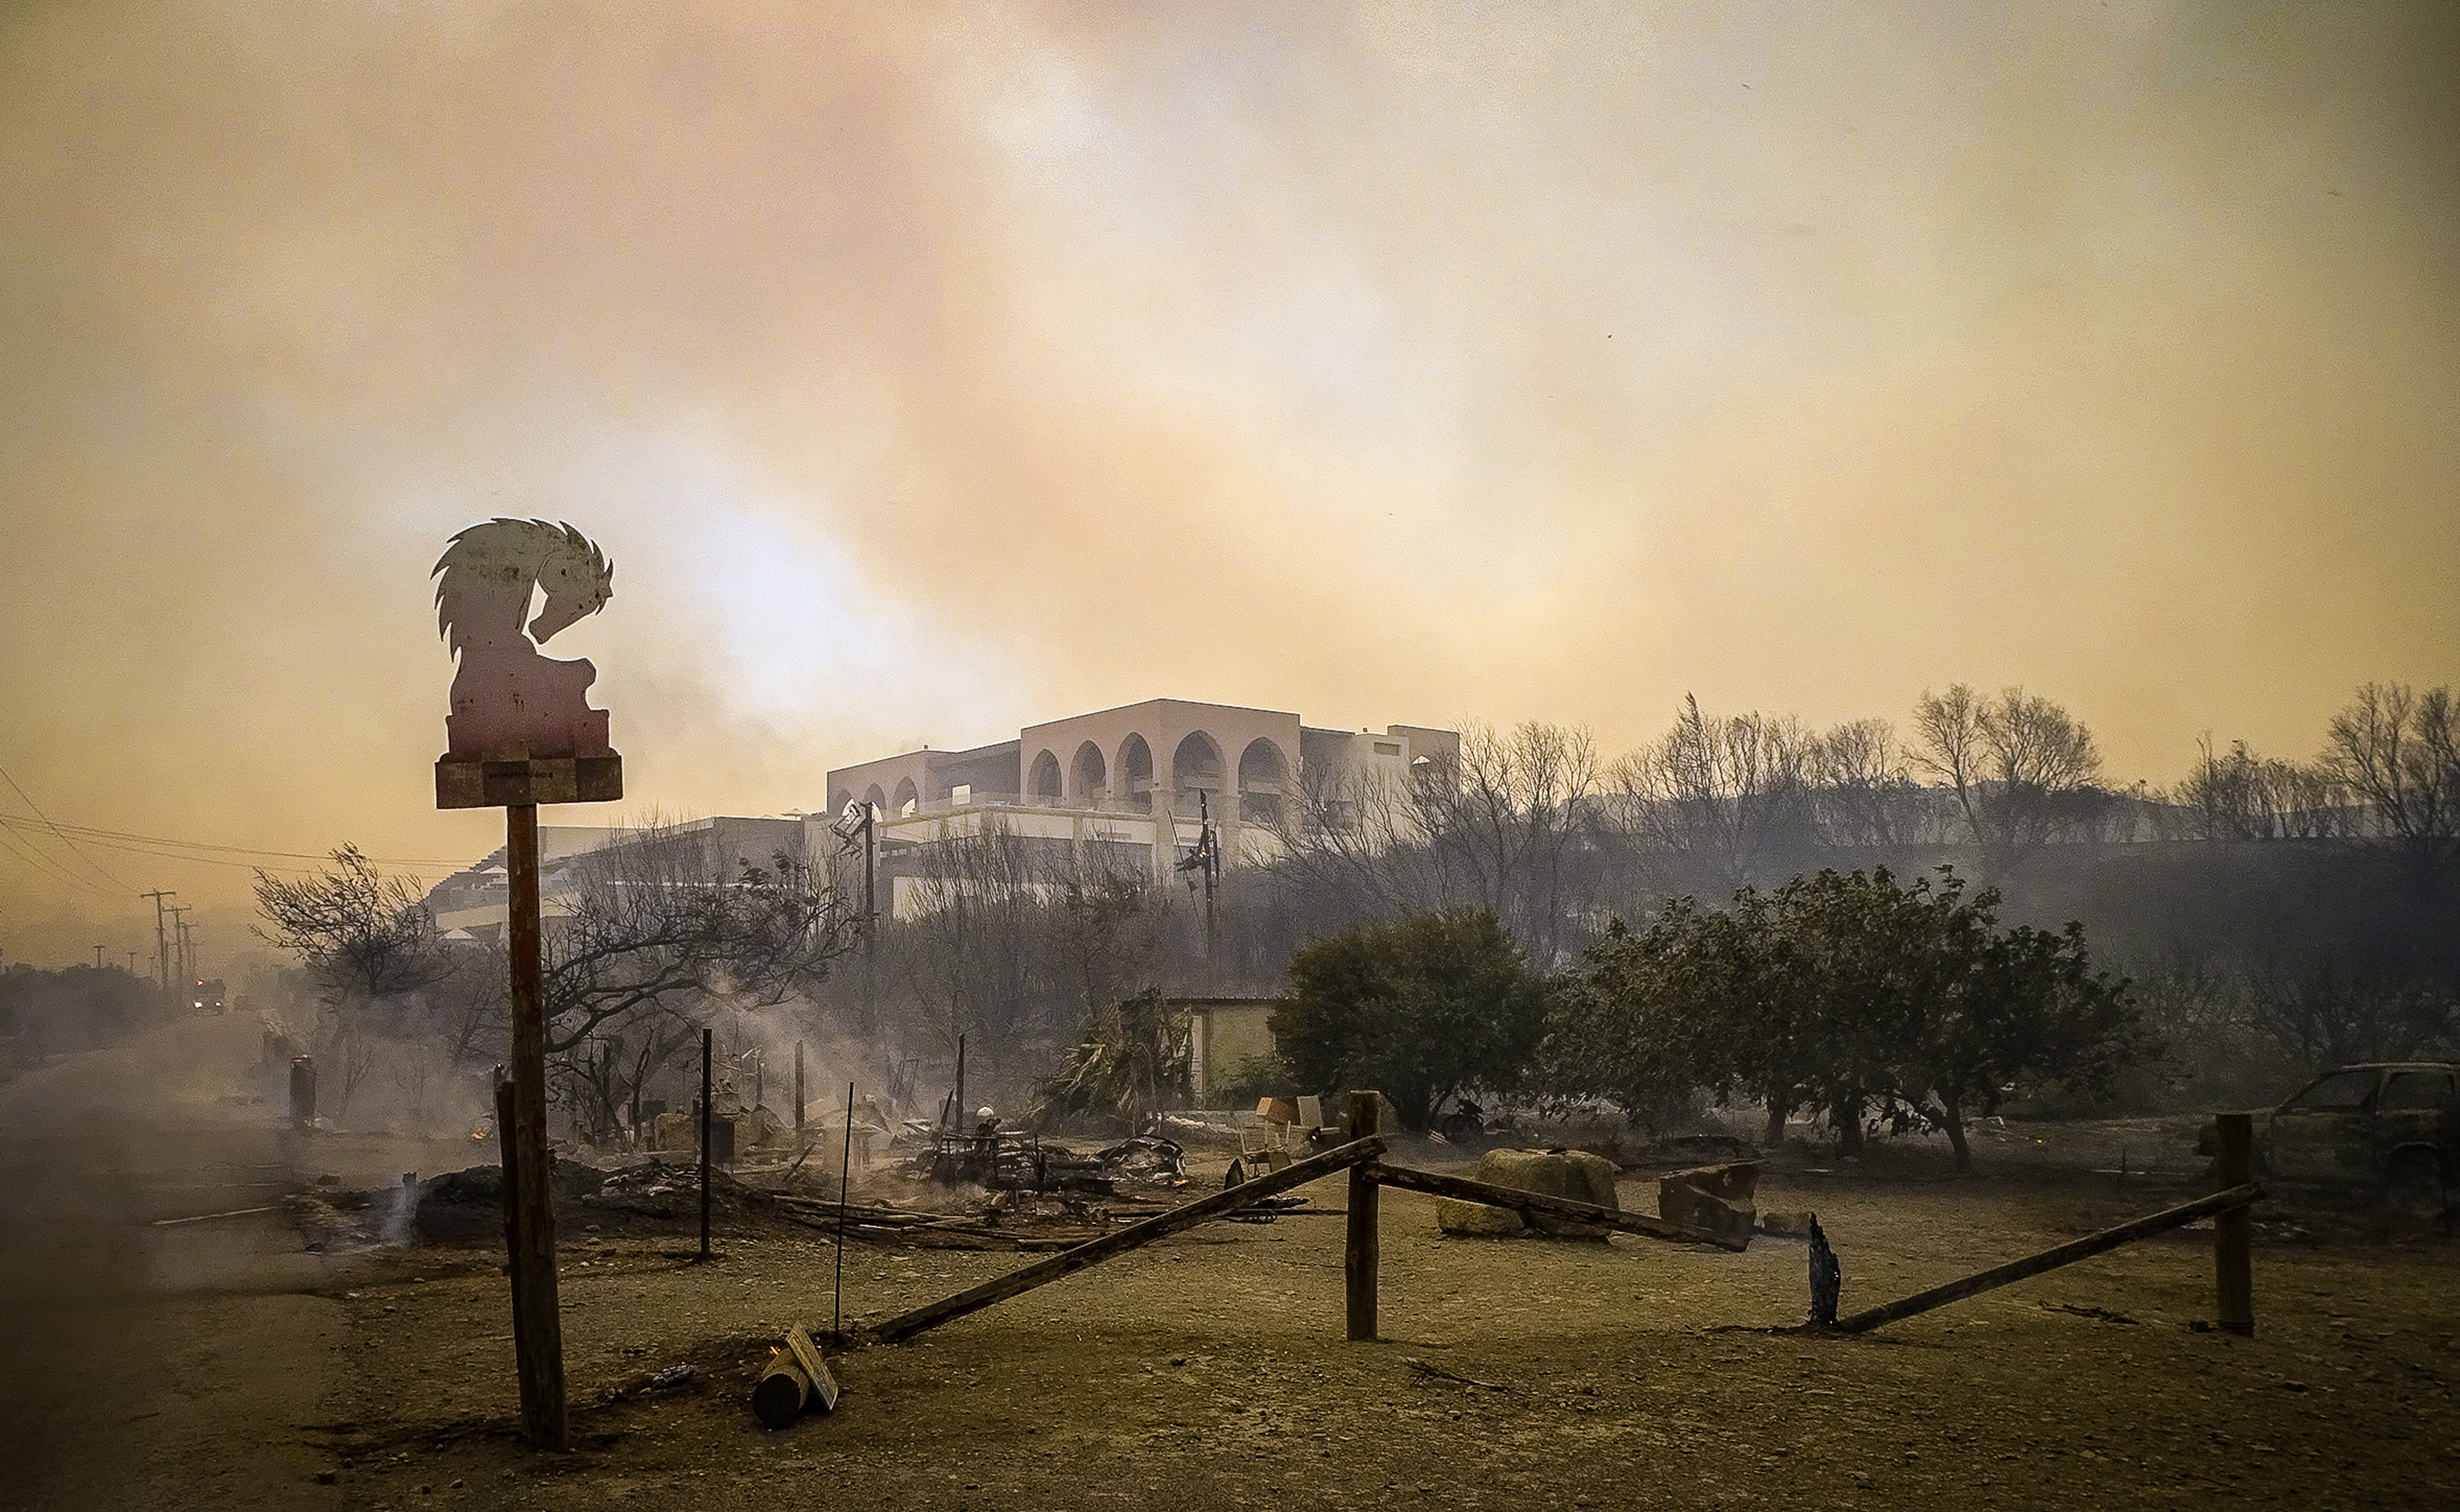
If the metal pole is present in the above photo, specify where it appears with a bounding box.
[834,1080,854,1340]
[503,802,568,1450]
[699,1026,714,1262]
[795,1041,805,1138]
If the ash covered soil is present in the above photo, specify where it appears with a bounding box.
[310,1129,2460,1512]
[5,1015,2455,1511]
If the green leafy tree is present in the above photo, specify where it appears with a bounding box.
[1550,866,2156,1168]
[1892,907,2156,1168]
[1273,910,1546,1133]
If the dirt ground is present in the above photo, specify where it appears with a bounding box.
[6,1018,2458,1510]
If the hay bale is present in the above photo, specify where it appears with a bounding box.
[1434,1148,1621,1239]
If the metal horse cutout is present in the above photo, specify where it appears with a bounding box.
[434,518,616,762]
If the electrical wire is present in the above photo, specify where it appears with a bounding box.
[0,821,128,899]
[0,814,472,869]
[0,761,136,893]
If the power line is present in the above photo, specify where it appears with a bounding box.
[0,815,471,870]
[0,821,126,900]
[0,762,135,893]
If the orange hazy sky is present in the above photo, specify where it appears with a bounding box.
[2,2,2454,969]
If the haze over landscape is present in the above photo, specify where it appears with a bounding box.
[3,0,2454,968]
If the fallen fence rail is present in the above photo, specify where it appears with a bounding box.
[1362,1162,1748,1252]
[1831,1181,2265,1334]
[862,1134,1387,1345]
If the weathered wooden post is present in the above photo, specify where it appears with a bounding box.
[288,1054,316,1131]
[1346,1089,1381,1342]
[433,518,623,1453]
[699,1026,715,1262]
[2213,1112,2255,1335]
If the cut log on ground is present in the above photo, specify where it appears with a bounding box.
[1368,1162,1748,1251]
[751,1354,810,1428]
[863,1135,1387,1345]
[1831,1182,2265,1334]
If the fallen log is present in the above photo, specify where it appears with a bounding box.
[1364,1162,1748,1252]
[864,1135,1387,1344]
[1831,1182,2266,1334]
[751,1354,810,1427]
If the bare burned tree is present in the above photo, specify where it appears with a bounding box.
[1268,721,1600,966]
[2322,682,2460,877]
[1911,683,2107,870]
[254,847,456,1118]
[2180,736,2352,842]
[1605,696,1815,893]
[540,827,854,1056]
[254,846,451,1004]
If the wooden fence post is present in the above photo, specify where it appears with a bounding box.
[2213,1112,2255,1336]
[1346,1090,1381,1342]
[502,802,568,1450]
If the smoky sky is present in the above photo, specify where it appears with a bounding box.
[2,1,2454,962]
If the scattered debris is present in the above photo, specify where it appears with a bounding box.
[1401,1356,1510,1392]
[2043,1303,2141,1325]
[151,1205,277,1226]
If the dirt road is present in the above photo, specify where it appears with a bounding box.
[0,1015,344,1510]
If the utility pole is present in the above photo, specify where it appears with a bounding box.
[1177,789,1220,959]
[167,907,192,998]
[859,801,877,952]
[142,890,175,993]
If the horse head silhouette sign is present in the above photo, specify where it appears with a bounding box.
[433,518,624,809]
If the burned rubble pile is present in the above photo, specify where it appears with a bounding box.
[407,1156,779,1244]
[755,1129,1311,1251]
[348,1129,1308,1254]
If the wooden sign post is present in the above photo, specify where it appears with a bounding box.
[433,519,623,1453]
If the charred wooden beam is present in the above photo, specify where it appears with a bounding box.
[1832,1182,2265,1335]
[863,1135,1387,1345]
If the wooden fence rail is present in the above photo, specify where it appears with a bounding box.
[1363,1162,1748,1252]
[862,1134,1387,1345]
[1832,1182,2265,1334]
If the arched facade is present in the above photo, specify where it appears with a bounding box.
[1070,740,1107,803]
[1237,737,1286,823]
[892,777,919,816]
[1028,749,1062,802]
[1118,733,1154,812]
[1172,731,1223,816]
[863,784,888,813]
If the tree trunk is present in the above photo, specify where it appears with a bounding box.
[1763,1098,1788,1148]
[1833,1092,1864,1157]
[1940,1092,1970,1172]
